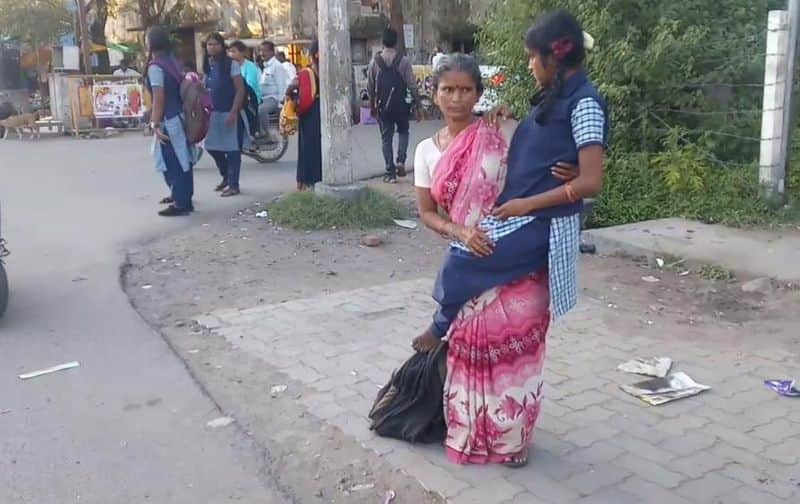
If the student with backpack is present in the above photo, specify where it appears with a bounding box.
[145,26,200,217]
[203,33,247,198]
[368,28,420,184]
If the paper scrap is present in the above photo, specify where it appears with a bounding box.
[270,384,288,398]
[19,361,80,380]
[642,276,661,283]
[393,219,418,230]
[617,357,673,378]
[621,372,710,406]
[206,416,235,428]
[255,211,268,218]
[349,483,375,492]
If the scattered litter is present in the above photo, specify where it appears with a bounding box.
[679,270,690,276]
[19,361,80,380]
[270,384,288,398]
[187,349,200,354]
[219,240,226,244]
[350,370,359,376]
[0,409,11,415]
[656,257,665,268]
[384,490,397,503]
[621,372,710,406]
[141,284,153,290]
[175,320,186,327]
[349,483,375,492]
[764,379,800,397]
[72,277,88,283]
[642,276,661,283]
[206,416,234,428]
[393,219,418,230]
[255,211,269,218]
[618,357,673,378]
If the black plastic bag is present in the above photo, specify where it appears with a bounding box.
[368,341,448,444]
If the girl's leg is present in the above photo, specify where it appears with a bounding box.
[208,150,228,190]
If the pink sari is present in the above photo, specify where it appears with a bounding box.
[431,120,550,465]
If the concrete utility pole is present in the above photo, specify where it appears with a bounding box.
[76,0,92,74]
[316,0,362,198]
[760,2,799,204]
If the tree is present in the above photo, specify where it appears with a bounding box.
[0,0,72,47]
[133,0,187,28]
[89,0,115,72]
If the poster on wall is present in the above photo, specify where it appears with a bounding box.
[356,0,382,16]
[92,83,144,118]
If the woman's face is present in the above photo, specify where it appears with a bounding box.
[206,38,223,57]
[527,48,555,88]
[434,70,480,122]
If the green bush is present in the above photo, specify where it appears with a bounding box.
[269,189,405,230]
[479,0,797,227]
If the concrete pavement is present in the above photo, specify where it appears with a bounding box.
[197,278,800,503]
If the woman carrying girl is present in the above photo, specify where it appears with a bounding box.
[409,10,608,467]
[202,33,247,197]
[145,26,196,217]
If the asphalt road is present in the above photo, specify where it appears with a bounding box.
[0,133,296,503]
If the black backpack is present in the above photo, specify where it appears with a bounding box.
[374,52,410,121]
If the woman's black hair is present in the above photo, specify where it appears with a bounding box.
[203,32,229,75]
[147,26,172,61]
[309,40,320,59]
[525,10,585,123]
[430,53,484,96]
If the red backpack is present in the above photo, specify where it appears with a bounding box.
[149,58,212,144]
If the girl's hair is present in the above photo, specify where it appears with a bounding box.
[203,32,229,75]
[430,53,484,96]
[147,26,172,61]
[309,40,320,59]
[525,10,585,123]
[230,40,247,53]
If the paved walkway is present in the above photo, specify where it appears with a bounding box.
[197,279,800,504]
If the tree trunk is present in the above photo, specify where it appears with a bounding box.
[384,0,405,55]
[239,0,253,38]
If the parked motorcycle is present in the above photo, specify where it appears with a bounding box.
[242,108,289,164]
[0,203,9,318]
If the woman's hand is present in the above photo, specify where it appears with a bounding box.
[225,111,238,127]
[483,105,513,128]
[154,128,170,144]
[492,198,532,220]
[551,161,579,181]
[412,331,440,353]
[455,225,494,257]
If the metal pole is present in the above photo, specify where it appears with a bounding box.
[779,0,800,203]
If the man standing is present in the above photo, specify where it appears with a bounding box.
[276,51,297,82]
[258,40,288,134]
[431,46,446,69]
[368,28,420,183]
[113,58,140,77]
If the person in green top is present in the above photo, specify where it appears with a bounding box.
[229,40,262,103]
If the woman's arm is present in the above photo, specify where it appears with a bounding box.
[493,145,603,219]
[416,187,494,257]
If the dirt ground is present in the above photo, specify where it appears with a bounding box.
[123,182,800,503]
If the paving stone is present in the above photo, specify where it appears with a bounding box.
[525,444,591,481]
[763,438,800,465]
[751,419,800,444]
[404,459,472,498]
[564,441,625,466]
[675,472,742,502]
[719,464,797,499]
[660,429,718,457]
[558,390,614,411]
[614,453,686,489]
[731,485,796,504]
[608,436,673,465]
[562,423,620,448]
[453,478,524,504]
[500,491,554,504]
[506,469,582,502]
[703,424,766,453]
[573,485,641,504]
[652,415,709,436]
[670,451,729,479]
[536,412,577,436]
[619,477,695,504]
[709,443,768,469]
[561,406,615,426]
[564,464,632,496]
[532,430,578,457]
[609,414,670,444]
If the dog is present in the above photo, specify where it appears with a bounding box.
[0,112,41,140]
